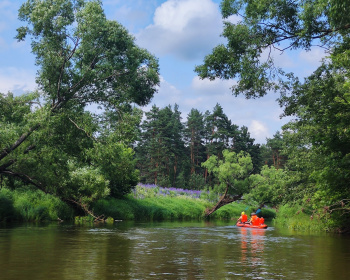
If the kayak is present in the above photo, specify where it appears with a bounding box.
[236,222,268,229]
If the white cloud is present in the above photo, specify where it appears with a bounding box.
[0,67,36,94]
[153,0,216,32]
[225,14,242,24]
[136,0,223,60]
[249,120,270,143]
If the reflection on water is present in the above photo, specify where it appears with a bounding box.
[239,227,266,278]
[0,221,350,279]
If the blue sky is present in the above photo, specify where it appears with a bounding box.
[0,0,326,143]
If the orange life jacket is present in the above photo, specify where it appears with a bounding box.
[251,215,259,226]
[241,214,248,223]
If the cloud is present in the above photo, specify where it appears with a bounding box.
[0,67,36,95]
[136,0,223,60]
[225,14,242,24]
[249,120,270,143]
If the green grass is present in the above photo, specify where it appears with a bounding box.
[92,195,211,221]
[0,187,74,222]
[273,204,329,232]
[92,195,276,222]
[1,184,276,224]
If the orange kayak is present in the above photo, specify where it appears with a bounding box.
[236,222,268,229]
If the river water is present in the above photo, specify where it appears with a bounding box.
[0,221,349,280]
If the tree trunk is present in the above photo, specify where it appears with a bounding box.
[204,184,242,217]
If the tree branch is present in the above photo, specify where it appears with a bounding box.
[0,123,40,161]
[1,169,47,194]
[56,37,81,103]
[68,117,96,141]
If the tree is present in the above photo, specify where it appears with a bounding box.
[0,0,159,216]
[136,105,187,187]
[137,105,167,185]
[246,166,287,208]
[169,104,186,185]
[202,150,253,216]
[235,125,261,172]
[184,109,206,176]
[195,0,350,98]
[203,104,238,182]
[266,131,286,169]
[204,104,235,157]
[281,57,350,218]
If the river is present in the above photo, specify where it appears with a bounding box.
[0,221,349,280]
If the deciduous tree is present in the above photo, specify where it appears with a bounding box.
[0,0,159,217]
[202,150,253,216]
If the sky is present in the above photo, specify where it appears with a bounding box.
[0,0,327,143]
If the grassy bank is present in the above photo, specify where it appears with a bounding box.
[2,185,347,233]
[0,184,275,223]
[0,187,74,222]
[92,196,276,222]
[92,184,276,221]
[272,204,339,232]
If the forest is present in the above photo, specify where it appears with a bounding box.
[0,0,349,232]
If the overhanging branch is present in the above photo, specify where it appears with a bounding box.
[0,123,40,161]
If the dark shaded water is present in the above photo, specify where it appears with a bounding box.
[0,221,350,279]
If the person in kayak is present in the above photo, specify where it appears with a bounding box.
[249,212,259,226]
[237,212,248,223]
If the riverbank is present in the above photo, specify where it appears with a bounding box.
[0,184,275,223]
[91,196,275,222]
[3,184,346,233]
[273,203,349,233]
[4,184,344,233]
[2,184,340,233]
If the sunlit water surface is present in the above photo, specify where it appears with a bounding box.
[1,221,350,279]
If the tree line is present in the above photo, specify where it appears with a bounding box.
[135,103,261,189]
